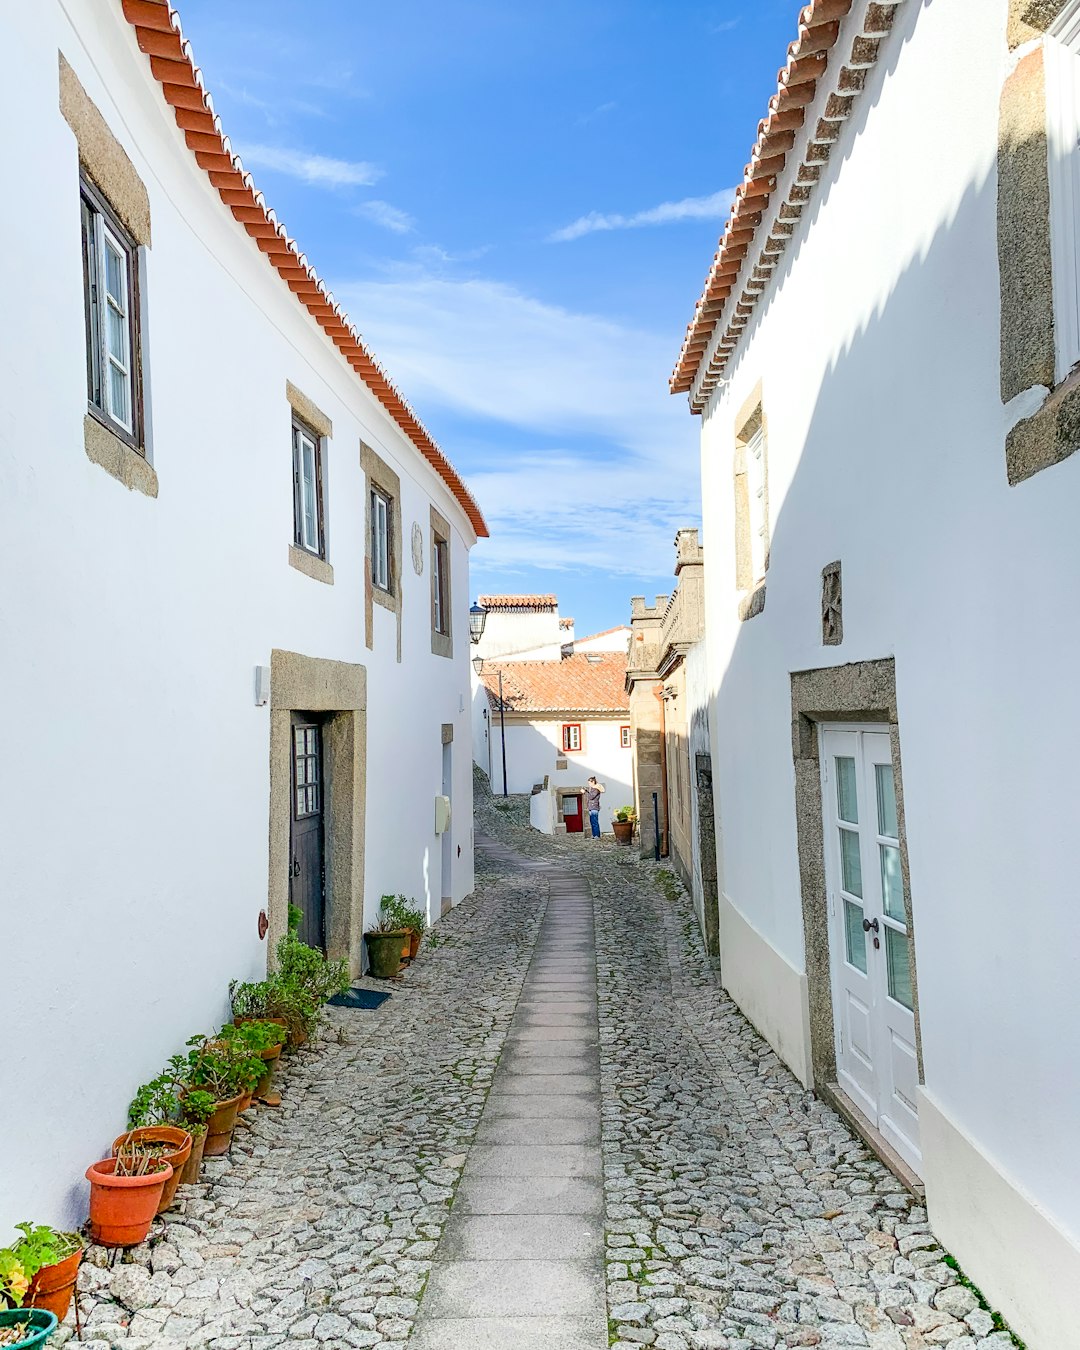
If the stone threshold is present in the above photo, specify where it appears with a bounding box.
[820,1081,925,1201]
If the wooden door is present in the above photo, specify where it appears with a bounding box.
[822,727,920,1173]
[290,716,326,951]
[563,793,583,833]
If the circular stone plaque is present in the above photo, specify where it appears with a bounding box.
[411,522,424,575]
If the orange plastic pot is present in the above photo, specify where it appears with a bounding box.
[179,1128,206,1185]
[26,1248,83,1322]
[85,1157,171,1247]
[112,1127,192,1214]
[202,1093,244,1156]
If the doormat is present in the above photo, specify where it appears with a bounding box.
[328,987,391,1010]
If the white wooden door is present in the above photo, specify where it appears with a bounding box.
[822,727,921,1173]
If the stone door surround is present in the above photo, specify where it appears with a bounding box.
[789,657,923,1095]
[268,649,367,976]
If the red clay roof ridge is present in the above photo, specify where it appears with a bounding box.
[670,0,905,412]
[121,0,488,538]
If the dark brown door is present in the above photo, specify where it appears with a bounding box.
[290,716,326,951]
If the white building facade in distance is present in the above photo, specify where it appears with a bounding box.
[0,0,485,1233]
[672,1,1080,1343]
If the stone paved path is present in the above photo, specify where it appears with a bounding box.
[68,782,1016,1350]
[411,842,606,1350]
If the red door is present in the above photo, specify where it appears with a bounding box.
[563,793,584,833]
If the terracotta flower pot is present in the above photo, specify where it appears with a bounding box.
[408,930,422,959]
[612,819,635,846]
[254,1042,283,1101]
[26,1247,82,1322]
[180,1128,207,1185]
[85,1157,171,1247]
[112,1127,192,1213]
[366,929,407,978]
[202,1093,245,1156]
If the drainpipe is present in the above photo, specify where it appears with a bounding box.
[653,683,669,858]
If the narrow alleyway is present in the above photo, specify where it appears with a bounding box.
[70,791,1010,1350]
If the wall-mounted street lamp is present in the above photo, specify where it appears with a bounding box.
[468,599,507,798]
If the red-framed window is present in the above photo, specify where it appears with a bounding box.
[620,725,631,748]
[562,723,582,752]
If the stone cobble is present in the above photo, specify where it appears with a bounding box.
[66,844,545,1348]
[474,785,1013,1350]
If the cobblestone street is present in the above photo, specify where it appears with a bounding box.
[69,789,1012,1350]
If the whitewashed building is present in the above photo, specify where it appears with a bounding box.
[672,0,1080,1342]
[0,0,486,1232]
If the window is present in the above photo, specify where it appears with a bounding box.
[1046,4,1080,381]
[745,426,768,583]
[293,723,321,818]
[433,535,449,635]
[620,725,632,748]
[371,488,391,591]
[562,723,582,752]
[81,176,142,448]
[292,421,324,557]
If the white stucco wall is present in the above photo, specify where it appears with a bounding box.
[696,0,1079,1341]
[0,0,477,1233]
[472,608,562,662]
[491,718,632,832]
[684,642,713,944]
[573,627,632,654]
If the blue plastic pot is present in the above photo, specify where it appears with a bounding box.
[0,1308,58,1348]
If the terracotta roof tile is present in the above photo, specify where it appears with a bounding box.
[480,652,629,715]
[670,0,904,410]
[120,0,487,538]
[477,594,558,610]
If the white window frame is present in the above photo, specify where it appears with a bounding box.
[1046,1,1080,383]
[371,488,391,591]
[81,178,140,445]
[620,725,631,748]
[292,423,323,556]
[745,426,767,583]
[432,534,448,635]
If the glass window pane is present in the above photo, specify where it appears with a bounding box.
[105,240,124,303]
[875,761,898,838]
[886,926,913,1008]
[306,728,316,754]
[844,900,867,974]
[295,728,305,752]
[835,756,858,823]
[108,363,130,427]
[839,827,862,897]
[296,759,305,786]
[309,784,319,813]
[296,787,305,815]
[106,303,126,363]
[880,843,905,922]
[302,446,317,550]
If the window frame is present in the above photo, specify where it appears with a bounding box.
[371,487,392,592]
[432,533,449,636]
[620,725,632,749]
[1046,3,1080,382]
[81,174,143,452]
[291,417,326,559]
[745,425,768,584]
[562,723,583,753]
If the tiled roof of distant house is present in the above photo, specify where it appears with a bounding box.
[480,652,629,715]
[477,594,558,611]
[120,0,487,538]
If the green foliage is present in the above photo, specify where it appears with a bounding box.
[940,1255,1026,1348]
[656,869,681,904]
[0,1225,82,1307]
[613,805,637,823]
[232,1019,286,1055]
[287,903,304,936]
[379,894,426,935]
[128,1071,181,1128]
[277,933,351,1005]
[183,1028,263,1100]
[179,1088,215,1127]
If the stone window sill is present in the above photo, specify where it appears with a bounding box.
[84,414,158,497]
[289,544,334,585]
[737,579,767,622]
[431,628,453,659]
[1006,365,1080,485]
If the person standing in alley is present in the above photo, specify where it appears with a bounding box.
[586,776,604,839]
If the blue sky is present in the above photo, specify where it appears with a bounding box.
[177,0,796,636]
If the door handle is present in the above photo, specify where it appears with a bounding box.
[862,917,879,933]
[291,858,300,878]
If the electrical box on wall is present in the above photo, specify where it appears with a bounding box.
[434,795,452,834]
[254,665,271,706]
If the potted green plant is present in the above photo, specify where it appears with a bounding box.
[233,1019,287,1107]
[381,894,427,960]
[231,977,311,1048]
[179,1033,261,1156]
[275,933,351,1034]
[178,1092,213,1185]
[122,1073,193,1212]
[85,1140,171,1247]
[612,805,637,846]
[0,1309,58,1348]
[364,902,408,979]
[0,1225,84,1323]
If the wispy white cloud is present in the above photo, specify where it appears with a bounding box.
[577,100,617,126]
[336,273,699,576]
[354,200,416,233]
[549,188,736,243]
[238,144,381,188]
[711,18,741,35]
